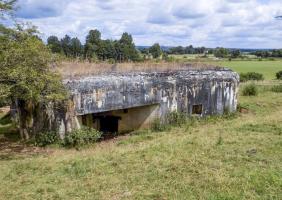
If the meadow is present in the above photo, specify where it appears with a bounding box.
[168,54,282,80]
[215,60,282,80]
[0,82,281,199]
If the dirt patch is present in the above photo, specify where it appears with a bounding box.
[239,107,249,114]
[0,138,52,160]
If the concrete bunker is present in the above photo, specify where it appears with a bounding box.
[60,68,239,136]
[12,67,240,138]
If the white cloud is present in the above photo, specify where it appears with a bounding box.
[14,0,282,48]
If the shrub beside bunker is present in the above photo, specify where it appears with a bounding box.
[242,83,258,96]
[35,127,102,147]
[240,72,264,82]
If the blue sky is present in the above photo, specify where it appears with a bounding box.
[14,0,282,48]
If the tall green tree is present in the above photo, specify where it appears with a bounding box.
[231,49,241,58]
[84,29,101,60]
[149,43,162,58]
[47,35,62,54]
[98,39,117,61]
[0,1,66,139]
[118,32,139,62]
[86,29,101,45]
[61,35,72,57]
[70,37,83,58]
[214,47,229,58]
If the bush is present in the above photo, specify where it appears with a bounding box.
[240,72,264,82]
[63,127,102,147]
[276,71,282,80]
[35,131,60,147]
[271,84,282,93]
[242,83,258,96]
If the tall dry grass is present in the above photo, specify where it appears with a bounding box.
[55,61,221,79]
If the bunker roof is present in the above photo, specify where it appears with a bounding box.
[59,62,237,81]
[63,68,239,88]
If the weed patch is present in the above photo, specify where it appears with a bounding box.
[242,83,258,96]
[150,118,170,132]
[216,134,224,146]
[35,131,60,147]
[271,84,282,93]
[165,111,188,126]
[63,127,102,147]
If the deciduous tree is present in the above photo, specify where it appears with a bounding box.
[118,32,139,61]
[149,43,162,58]
[61,35,72,57]
[47,35,62,54]
[84,29,101,60]
[0,1,67,139]
[70,37,83,58]
[214,47,229,58]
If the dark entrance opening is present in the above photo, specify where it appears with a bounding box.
[99,116,120,133]
[81,115,87,126]
[192,104,203,115]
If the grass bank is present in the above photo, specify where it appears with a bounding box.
[0,83,282,199]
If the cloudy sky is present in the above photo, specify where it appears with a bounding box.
[14,0,282,48]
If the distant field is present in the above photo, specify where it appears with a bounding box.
[211,60,282,80]
[168,54,282,80]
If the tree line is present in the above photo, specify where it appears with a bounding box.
[141,45,242,59]
[48,30,282,61]
[160,46,241,59]
[252,49,282,58]
[47,30,140,62]
[166,45,207,55]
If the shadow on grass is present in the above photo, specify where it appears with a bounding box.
[0,126,19,140]
[0,113,47,160]
[0,128,48,160]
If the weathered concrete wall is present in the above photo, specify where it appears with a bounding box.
[13,68,239,137]
[64,69,239,120]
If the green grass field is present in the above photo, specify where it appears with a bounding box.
[215,60,282,80]
[169,54,282,80]
[0,83,282,199]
